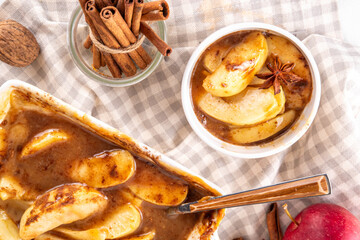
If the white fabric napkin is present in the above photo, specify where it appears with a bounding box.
[1,0,359,239]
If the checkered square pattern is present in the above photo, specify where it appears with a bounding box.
[1,0,359,239]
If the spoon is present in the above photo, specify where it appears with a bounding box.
[168,174,330,215]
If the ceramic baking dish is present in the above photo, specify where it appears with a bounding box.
[0,79,225,240]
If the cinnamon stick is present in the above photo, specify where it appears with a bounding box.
[79,0,101,40]
[103,0,118,6]
[103,53,122,77]
[141,0,169,21]
[140,22,172,56]
[131,0,143,37]
[86,0,137,77]
[101,6,147,69]
[102,6,152,64]
[124,0,134,28]
[141,11,168,21]
[95,0,107,9]
[80,0,122,77]
[142,0,165,14]
[92,45,101,69]
[100,52,106,67]
[83,34,92,49]
[267,203,283,240]
[116,0,125,15]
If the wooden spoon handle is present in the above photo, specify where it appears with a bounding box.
[177,174,330,214]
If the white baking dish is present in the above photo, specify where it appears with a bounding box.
[0,79,225,240]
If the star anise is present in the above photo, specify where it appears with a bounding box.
[255,53,304,95]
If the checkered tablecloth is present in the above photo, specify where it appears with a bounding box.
[1,0,360,239]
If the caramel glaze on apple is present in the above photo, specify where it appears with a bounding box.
[0,108,214,239]
[191,31,313,146]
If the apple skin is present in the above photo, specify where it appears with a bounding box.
[283,203,360,240]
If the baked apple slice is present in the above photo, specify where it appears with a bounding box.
[0,199,32,223]
[19,183,107,240]
[8,117,29,147]
[0,175,40,201]
[197,86,285,126]
[34,233,67,240]
[0,208,21,240]
[69,150,135,188]
[230,110,296,144]
[0,127,6,154]
[203,31,268,97]
[21,129,69,158]
[128,160,188,206]
[98,203,141,239]
[54,227,105,240]
[203,44,233,73]
[119,188,143,208]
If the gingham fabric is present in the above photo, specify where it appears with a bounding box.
[1,0,359,239]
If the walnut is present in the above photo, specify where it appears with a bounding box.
[0,20,40,67]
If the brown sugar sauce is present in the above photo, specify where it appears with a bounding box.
[191,31,313,146]
[0,109,212,239]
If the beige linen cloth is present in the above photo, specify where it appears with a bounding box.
[1,0,360,239]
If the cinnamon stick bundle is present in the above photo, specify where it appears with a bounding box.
[102,6,151,64]
[86,0,137,77]
[124,0,134,27]
[140,22,172,56]
[100,6,147,69]
[131,0,143,37]
[141,0,169,21]
[267,203,283,240]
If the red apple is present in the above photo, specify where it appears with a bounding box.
[283,203,360,240]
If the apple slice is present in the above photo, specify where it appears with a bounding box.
[21,129,69,158]
[0,208,21,240]
[0,175,40,201]
[203,32,268,97]
[98,203,141,239]
[19,183,107,240]
[197,86,285,126]
[230,110,296,144]
[0,127,6,155]
[119,188,143,208]
[69,150,135,188]
[54,227,106,240]
[121,230,156,240]
[0,199,32,223]
[34,233,67,240]
[203,44,233,73]
[128,160,188,206]
[34,232,69,240]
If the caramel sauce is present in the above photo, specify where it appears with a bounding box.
[190,31,313,146]
[0,109,211,239]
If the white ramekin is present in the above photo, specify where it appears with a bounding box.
[181,22,321,159]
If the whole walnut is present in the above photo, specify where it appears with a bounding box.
[0,20,40,67]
